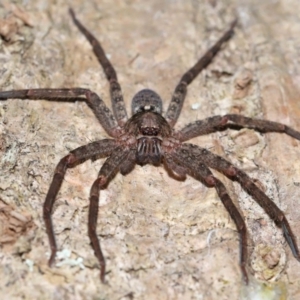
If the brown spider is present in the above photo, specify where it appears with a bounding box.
[0,8,299,284]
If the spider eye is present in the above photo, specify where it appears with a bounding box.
[132,89,162,115]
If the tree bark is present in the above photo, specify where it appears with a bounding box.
[0,0,300,299]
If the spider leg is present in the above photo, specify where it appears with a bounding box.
[165,20,237,127]
[172,147,248,283]
[176,144,300,261]
[44,139,117,267]
[88,147,131,282]
[177,114,300,142]
[119,149,136,175]
[235,170,300,260]
[224,114,300,140]
[0,88,120,137]
[177,115,227,141]
[69,8,128,126]
[163,155,187,180]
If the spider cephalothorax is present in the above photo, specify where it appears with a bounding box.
[0,9,299,284]
[125,91,172,165]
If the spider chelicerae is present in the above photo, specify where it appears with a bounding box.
[0,8,299,284]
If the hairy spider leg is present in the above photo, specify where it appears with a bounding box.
[176,144,300,265]
[69,8,128,126]
[172,147,248,283]
[0,88,121,137]
[165,20,237,127]
[177,114,300,142]
[44,139,117,268]
[89,147,131,282]
[163,154,187,180]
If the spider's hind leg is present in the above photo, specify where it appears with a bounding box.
[180,143,300,265]
[44,139,117,268]
[235,170,300,261]
[88,147,131,282]
[172,145,249,283]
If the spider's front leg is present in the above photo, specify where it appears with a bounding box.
[44,139,117,267]
[165,20,237,127]
[88,147,132,282]
[0,88,120,137]
[170,147,249,283]
[177,114,300,142]
[69,8,128,126]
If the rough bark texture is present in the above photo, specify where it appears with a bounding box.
[1,0,300,299]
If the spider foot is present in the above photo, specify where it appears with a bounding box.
[241,264,249,285]
[282,222,300,260]
[48,250,56,267]
[100,264,106,283]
